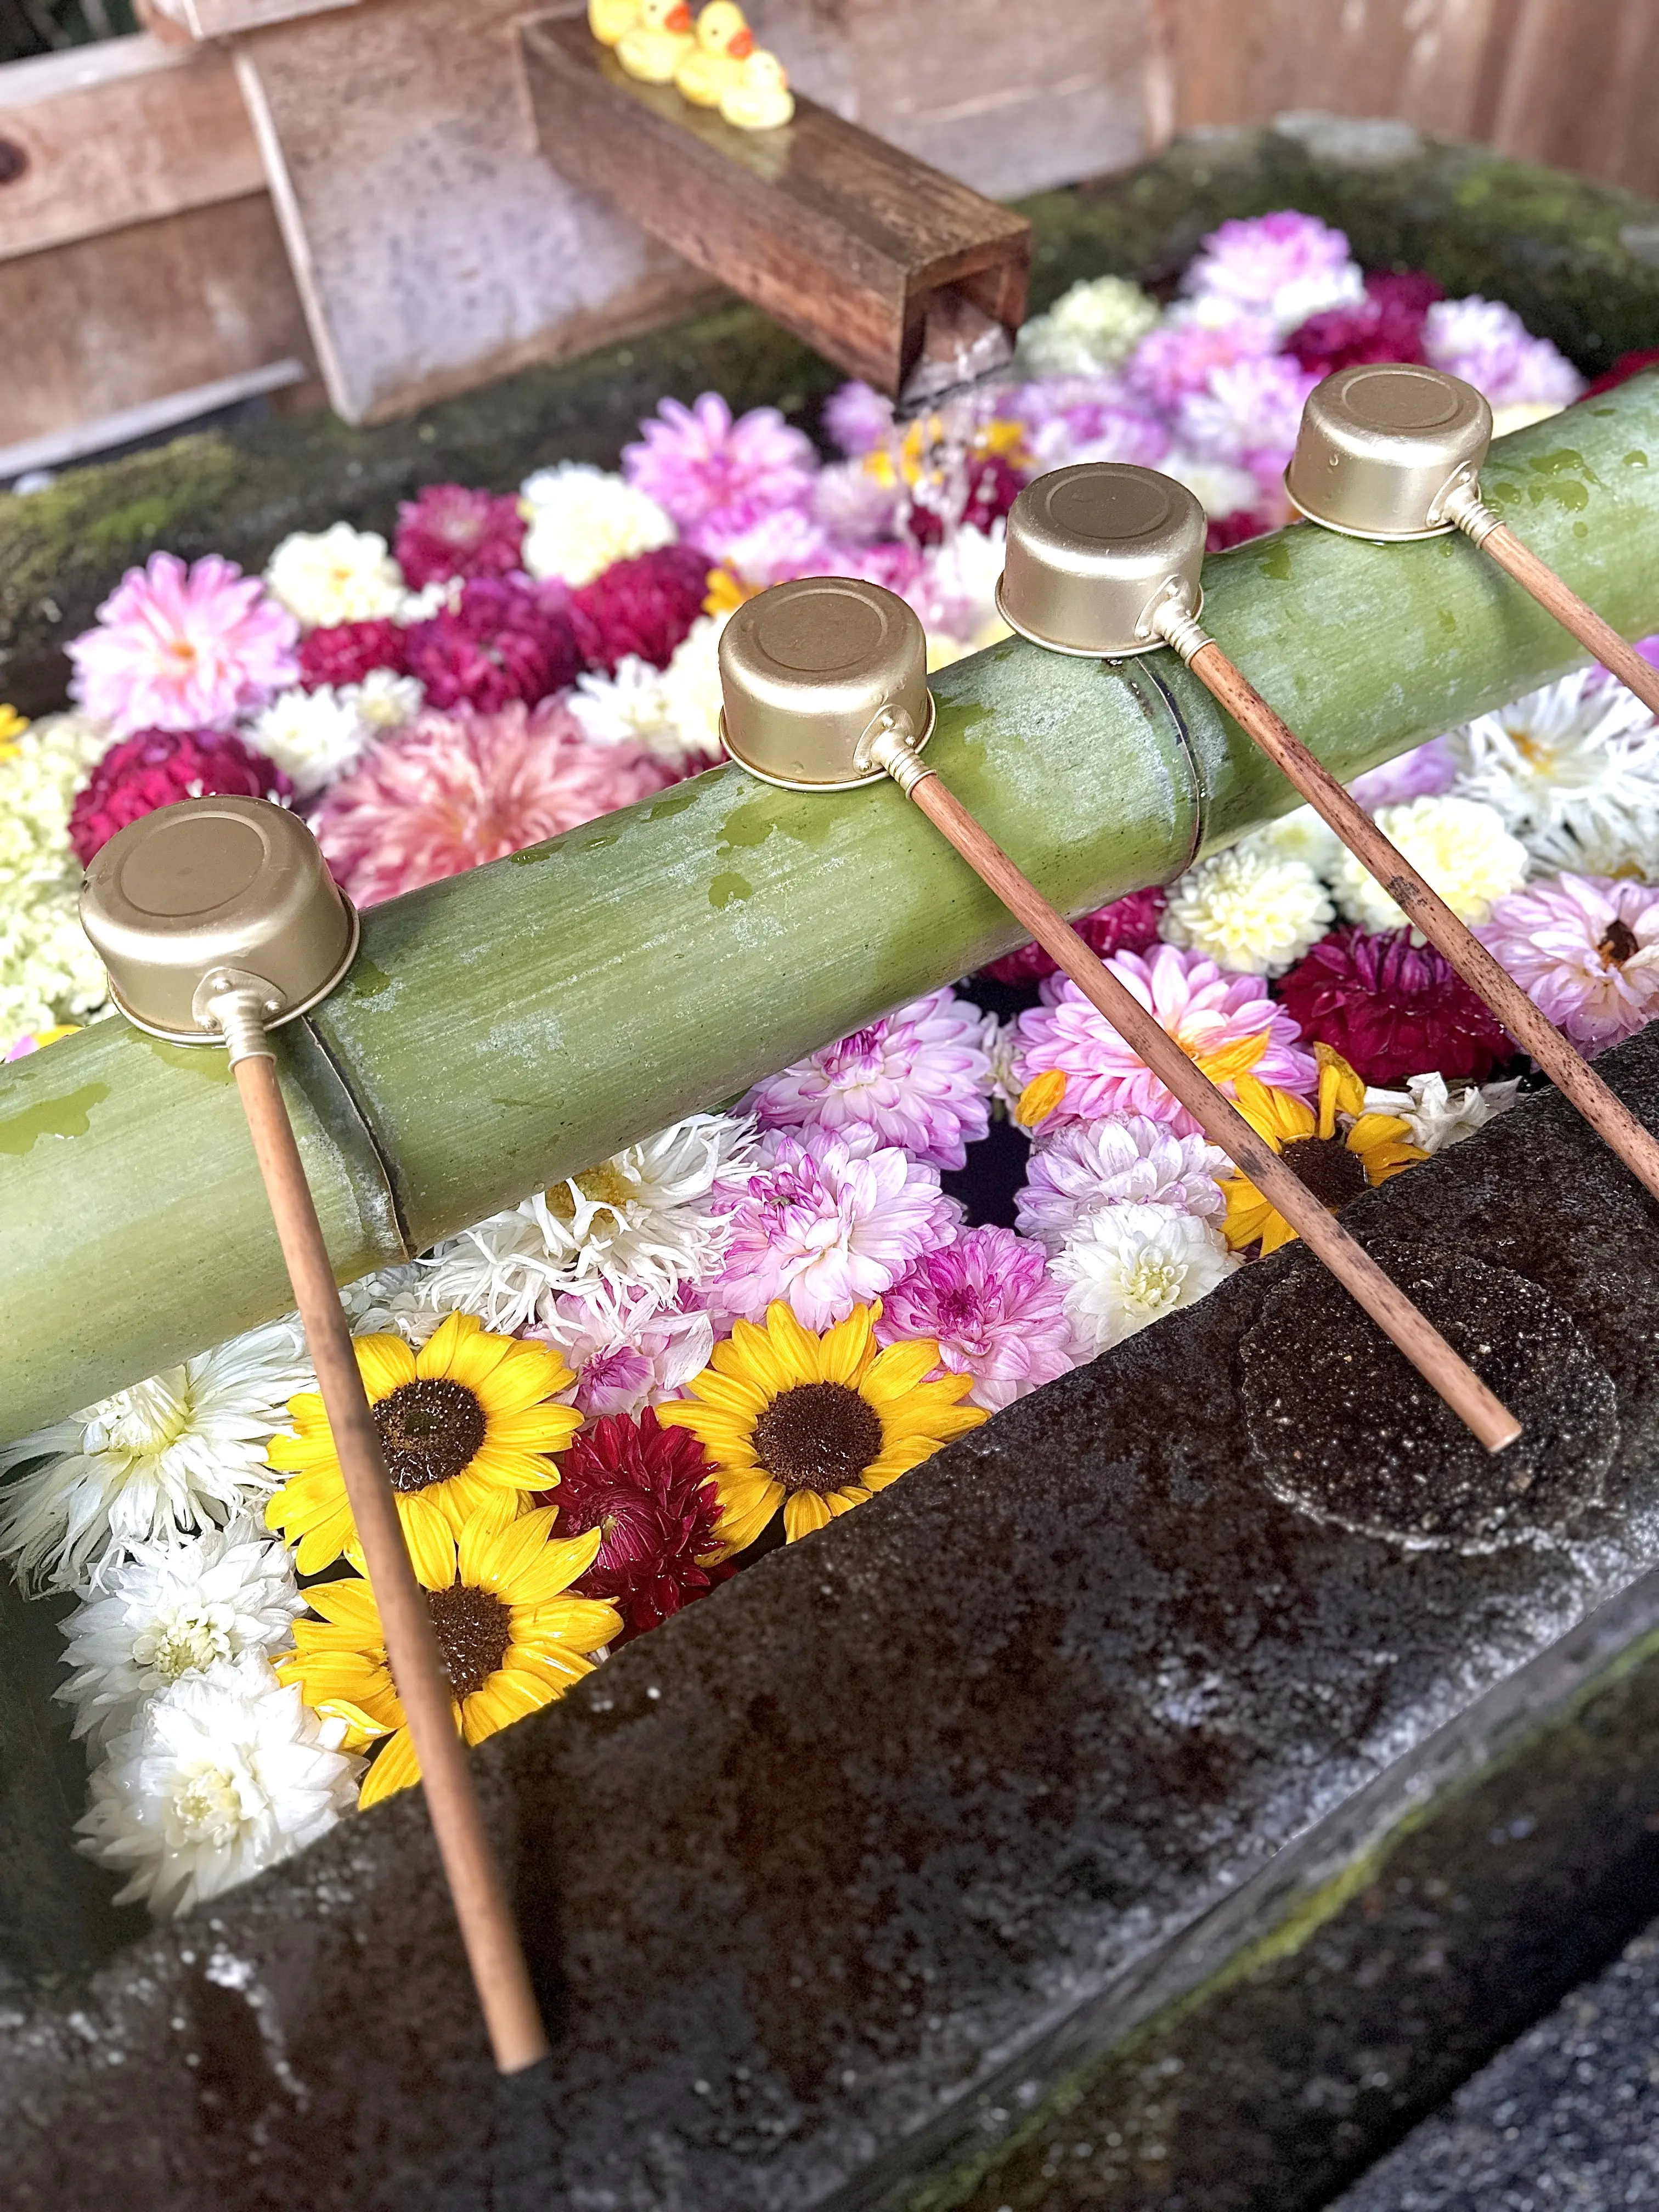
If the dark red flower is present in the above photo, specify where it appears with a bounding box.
[404,577,582,712]
[1206,509,1273,552]
[906,454,1025,547]
[1284,268,1445,380]
[394,483,526,589]
[297,619,409,691]
[70,728,292,865]
[551,1408,733,1640]
[569,543,712,673]
[1276,926,1512,1086]
[1583,347,1659,398]
[981,885,1168,985]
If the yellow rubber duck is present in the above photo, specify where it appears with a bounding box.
[675,2,755,105]
[588,0,641,47]
[617,0,695,83]
[718,46,794,130]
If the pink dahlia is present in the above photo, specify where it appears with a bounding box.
[874,1226,1077,1412]
[1276,927,1513,1086]
[1478,874,1659,1052]
[1015,1115,1228,1250]
[983,885,1167,985]
[552,1408,732,1639]
[823,380,895,459]
[1122,317,1278,411]
[1347,735,1457,810]
[69,728,292,865]
[712,1128,961,1331]
[533,1281,715,1419]
[394,484,526,589]
[297,618,409,690]
[743,989,995,1171]
[311,698,671,904]
[569,543,712,673]
[1015,944,1316,1138]
[403,576,581,713]
[623,392,818,555]
[68,552,298,738]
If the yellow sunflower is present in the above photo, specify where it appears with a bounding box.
[658,1300,988,1548]
[265,1311,580,1581]
[278,1506,619,1808]
[1222,1044,1426,1255]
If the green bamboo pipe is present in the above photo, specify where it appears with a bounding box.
[4,382,1659,1440]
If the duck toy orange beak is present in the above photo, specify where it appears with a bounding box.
[667,3,692,26]
[729,26,754,55]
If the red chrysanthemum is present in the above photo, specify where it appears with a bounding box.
[981,885,1168,985]
[70,728,292,865]
[394,483,527,589]
[569,543,712,673]
[551,1408,733,1639]
[1206,509,1274,552]
[1284,268,1445,379]
[297,619,409,691]
[906,453,1025,548]
[1275,926,1513,1086]
[404,577,582,712]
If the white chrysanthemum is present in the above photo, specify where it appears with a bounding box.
[1051,1202,1236,1356]
[340,1261,446,1345]
[56,1516,303,1751]
[1243,804,1342,877]
[397,577,459,623]
[1159,449,1261,521]
[658,614,729,765]
[1017,1115,1227,1250]
[0,1318,311,1591]
[567,614,727,774]
[0,711,111,1044]
[344,667,423,732]
[263,523,403,630]
[519,464,676,587]
[420,1113,759,1329]
[76,1654,358,1918]
[1014,276,1161,377]
[1331,795,1528,934]
[1159,844,1333,977]
[1361,1070,1522,1156]
[1450,669,1659,873]
[246,685,371,798]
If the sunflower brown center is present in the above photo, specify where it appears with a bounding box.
[544,1160,639,1224]
[752,1382,882,1495]
[373,1379,486,1493]
[1599,916,1640,968]
[426,1583,512,1700]
[1282,1134,1369,1210]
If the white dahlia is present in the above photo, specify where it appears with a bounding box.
[1361,1070,1522,1156]
[263,523,404,629]
[247,685,372,798]
[1450,669,1659,875]
[1159,844,1333,978]
[1051,1202,1236,1356]
[1330,795,1528,934]
[519,464,676,588]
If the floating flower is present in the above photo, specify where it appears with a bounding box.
[660,1301,985,1547]
[246,685,374,798]
[908,523,1010,653]
[1159,452,1264,529]
[1242,805,1342,877]
[811,459,902,543]
[1014,275,1161,377]
[69,552,298,738]
[394,484,526,588]
[0,710,111,1045]
[705,507,834,589]
[278,1508,616,1807]
[623,392,817,554]
[0,702,27,758]
[1449,668,1659,874]
[310,698,669,905]
[67,726,292,866]
[422,1114,757,1325]
[1276,925,1514,1085]
[1015,1115,1228,1250]
[981,885,1167,985]
[874,1227,1077,1410]
[1329,794,1528,934]
[1175,354,1320,487]
[264,1311,580,1579]
[77,1653,359,1917]
[0,1318,309,1592]
[1479,873,1659,1051]
[1348,735,1458,810]
[713,1128,961,1331]
[1220,1048,1425,1255]
[1122,315,1278,410]
[55,1515,304,1752]
[1422,296,1584,412]
[520,461,677,586]
[1362,1069,1521,1156]
[1179,210,1365,335]
[533,1280,716,1417]
[4,1024,81,1060]
[1015,944,1316,1138]
[1007,375,1172,473]
[551,1407,731,1636]
[1160,842,1333,978]
[263,524,404,630]
[570,542,713,672]
[297,617,410,690]
[403,575,582,713]
[743,988,995,1170]
[1283,268,1443,377]
[822,380,895,459]
[1050,1204,1236,1357]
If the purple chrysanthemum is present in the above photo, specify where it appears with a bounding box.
[1348,736,1458,810]
[69,728,292,865]
[1175,356,1321,488]
[1179,211,1363,332]
[743,989,995,1170]
[623,392,818,556]
[403,576,581,712]
[1422,297,1585,410]
[69,553,298,738]
[981,885,1167,985]
[1276,926,1514,1085]
[394,484,526,588]
[1015,1115,1228,1250]
[874,1226,1078,1411]
[822,380,895,459]
[1478,874,1659,1051]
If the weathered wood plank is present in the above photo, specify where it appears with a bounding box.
[1488,0,1659,203]
[144,0,362,35]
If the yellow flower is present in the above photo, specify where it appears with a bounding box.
[0,704,27,761]
[265,1310,580,1579]
[658,1300,987,1548]
[864,413,1028,491]
[278,1506,619,1808]
[1015,1069,1067,1129]
[704,565,759,618]
[1221,1044,1426,1255]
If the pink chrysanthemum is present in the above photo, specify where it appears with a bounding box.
[712,1128,961,1331]
[874,1226,1077,1412]
[1009,377,1172,473]
[403,577,581,712]
[551,1408,732,1639]
[1478,874,1659,1052]
[1176,356,1321,487]
[569,544,712,673]
[823,380,895,459]
[743,989,995,1171]
[1276,927,1514,1085]
[69,729,292,865]
[1347,736,1457,810]
[1015,944,1316,1138]
[68,552,297,738]
[1422,297,1584,410]
[981,885,1167,985]
[1122,318,1278,411]
[1180,211,1359,325]
[311,699,671,904]
[1015,1115,1228,1250]
[623,393,818,555]
[297,619,409,690]
[394,484,526,588]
